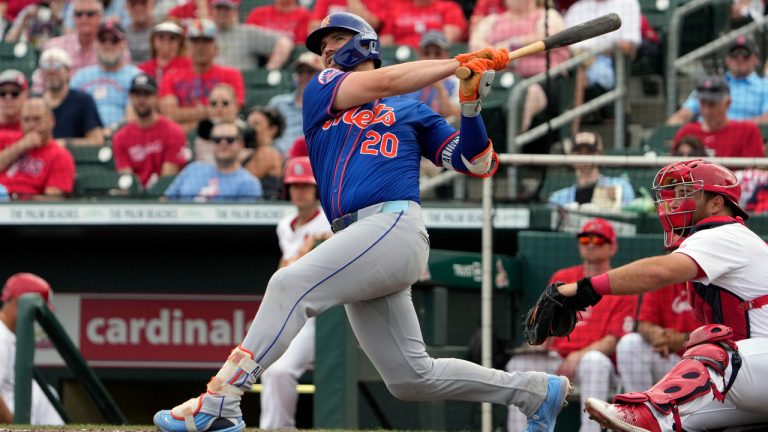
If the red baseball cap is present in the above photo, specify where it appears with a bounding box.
[577,218,616,244]
[1,273,54,309]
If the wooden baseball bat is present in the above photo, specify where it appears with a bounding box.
[455,13,622,79]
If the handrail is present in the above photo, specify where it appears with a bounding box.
[15,294,127,424]
[506,48,627,152]
[665,0,732,116]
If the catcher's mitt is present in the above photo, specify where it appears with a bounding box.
[522,282,578,345]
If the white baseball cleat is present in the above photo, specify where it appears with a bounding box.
[584,398,661,432]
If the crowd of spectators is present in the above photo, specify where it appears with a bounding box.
[1,0,768,207]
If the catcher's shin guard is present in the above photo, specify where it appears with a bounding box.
[162,346,263,431]
[612,325,741,432]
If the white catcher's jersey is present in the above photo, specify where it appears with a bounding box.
[0,321,64,425]
[276,209,331,261]
[674,222,768,337]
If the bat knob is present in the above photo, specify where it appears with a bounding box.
[455,66,471,80]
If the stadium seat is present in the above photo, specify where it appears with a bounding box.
[644,124,681,154]
[238,0,274,21]
[145,175,177,198]
[74,170,142,198]
[379,45,416,67]
[243,69,292,108]
[66,144,114,165]
[0,41,39,79]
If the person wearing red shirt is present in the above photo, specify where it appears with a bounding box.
[379,0,467,48]
[308,0,384,32]
[245,0,311,44]
[158,18,244,132]
[673,75,765,158]
[0,98,75,200]
[138,22,193,85]
[113,74,188,188]
[506,218,638,432]
[616,282,700,394]
[0,70,28,133]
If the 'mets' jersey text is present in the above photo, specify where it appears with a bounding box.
[303,68,460,221]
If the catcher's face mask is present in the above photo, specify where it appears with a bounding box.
[653,162,701,249]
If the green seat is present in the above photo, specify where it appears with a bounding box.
[238,0,273,21]
[74,171,142,198]
[243,69,292,108]
[644,124,681,154]
[145,175,177,199]
[379,45,416,67]
[66,144,114,165]
[0,42,39,79]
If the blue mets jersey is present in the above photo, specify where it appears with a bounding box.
[303,68,461,222]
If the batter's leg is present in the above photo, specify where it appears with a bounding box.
[345,288,551,415]
[154,204,430,431]
[259,317,315,430]
[505,352,563,431]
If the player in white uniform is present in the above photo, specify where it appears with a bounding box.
[259,157,331,429]
[549,160,768,431]
[0,273,64,425]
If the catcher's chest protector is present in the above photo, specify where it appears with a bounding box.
[613,324,741,432]
[686,220,768,341]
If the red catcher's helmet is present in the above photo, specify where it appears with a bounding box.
[653,159,747,248]
[1,273,54,309]
[283,156,316,185]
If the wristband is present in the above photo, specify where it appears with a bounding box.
[590,273,612,295]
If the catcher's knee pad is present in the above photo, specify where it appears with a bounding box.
[613,324,741,432]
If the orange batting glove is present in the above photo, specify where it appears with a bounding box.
[455,47,509,71]
[458,58,496,117]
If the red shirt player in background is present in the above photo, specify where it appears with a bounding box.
[506,218,638,432]
[0,70,29,133]
[616,281,700,393]
[113,74,188,188]
[245,0,311,43]
[0,98,75,200]
[673,75,764,158]
[379,0,467,48]
[158,18,244,132]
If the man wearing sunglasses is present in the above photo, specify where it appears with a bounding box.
[668,35,768,125]
[69,20,142,129]
[671,75,764,158]
[506,218,638,432]
[35,0,131,93]
[0,70,28,133]
[158,18,245,132]
[112,74,187,188]
[163,122,262,201]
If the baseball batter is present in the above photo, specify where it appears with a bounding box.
[542,160,768,431]
[259,157,331,429]
[154,12,572,432]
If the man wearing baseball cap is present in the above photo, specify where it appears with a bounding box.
[0,69,29,133]
[668,34,768,124]
[69,20,142,129]
[268,52,323,154]
[158,18,245,132]
[548,131,635,209]
[506,218,638,432]
[211,0,293,71]
[39,48,104,147]
[672,75,764,157]
[401,31,460,121]
[0,273,64,425]
[112,74,187,188]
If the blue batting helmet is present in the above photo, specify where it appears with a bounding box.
[305,12,381,70]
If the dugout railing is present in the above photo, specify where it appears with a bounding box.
[14,293,127,425]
